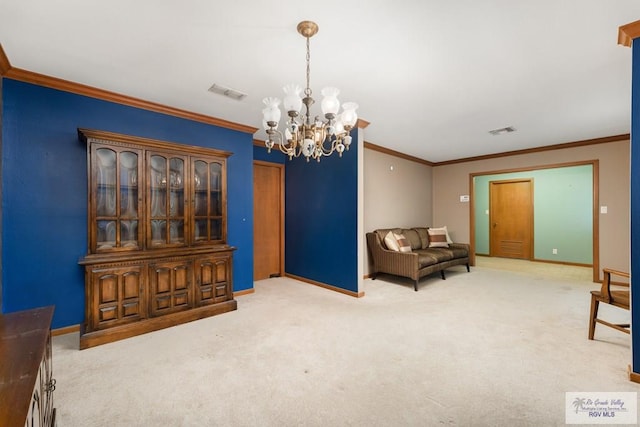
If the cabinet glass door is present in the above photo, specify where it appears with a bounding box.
[148,153,186,247]
[192,158,225,244]
[94,146,141,251]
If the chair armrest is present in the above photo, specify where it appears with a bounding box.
[366,233,419,278]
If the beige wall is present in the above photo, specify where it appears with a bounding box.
[363,149,433,274]
[432,140,630,278]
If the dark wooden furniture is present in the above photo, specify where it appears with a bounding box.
[0,306,56,427]
[78,129,237,349]
[588,268,630,340]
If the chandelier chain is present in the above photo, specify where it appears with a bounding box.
[305,36,312,98]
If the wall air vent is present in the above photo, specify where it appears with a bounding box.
[488,126,516,136]
[208,83,247,101]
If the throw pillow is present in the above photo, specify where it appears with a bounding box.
[394,233,412,253]
[429,226,453,244]
[427,228,449,248]
[384,231,400,251]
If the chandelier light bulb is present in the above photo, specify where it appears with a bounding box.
[320,87,340,116]
[340,102,359,128]
[283,84,303,113]
[262,97,282,125]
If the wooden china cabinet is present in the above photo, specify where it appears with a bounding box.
[78,129,236,349]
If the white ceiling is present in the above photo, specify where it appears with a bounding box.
[1,1,639,162]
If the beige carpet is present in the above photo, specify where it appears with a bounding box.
[475,255,593,282]
[52,264,635,426]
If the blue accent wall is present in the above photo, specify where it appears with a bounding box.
[253,145,286,164]
[284,130,359,292]
[631,40,640,373]
[1,79,255,328]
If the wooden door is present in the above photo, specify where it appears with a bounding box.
[489,179,533,259]
[253,161,284,280]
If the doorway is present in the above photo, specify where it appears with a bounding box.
[253,161,284,280]
[470,161,598,282]
[489,178,533,259]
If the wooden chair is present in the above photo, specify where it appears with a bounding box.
[588,268,630,340]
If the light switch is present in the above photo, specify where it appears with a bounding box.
[600,206,608,214]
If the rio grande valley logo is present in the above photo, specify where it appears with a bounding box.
[566,392,637,424]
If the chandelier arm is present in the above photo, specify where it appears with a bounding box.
[320,138,338,156]
[278,138,295,155]
[316,131,337,156]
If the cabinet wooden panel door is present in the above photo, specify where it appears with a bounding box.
[195,255,232,306]
[148,260,193,316]
[89,265,145,330]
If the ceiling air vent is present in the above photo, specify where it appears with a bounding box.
[208,83,247,101]
[488,126,516,136]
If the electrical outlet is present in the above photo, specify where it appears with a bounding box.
[552,248,558,255]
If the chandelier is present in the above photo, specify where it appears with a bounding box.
[262,21,359,162]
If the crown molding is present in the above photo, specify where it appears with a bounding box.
[4,68,258,134]
[363,133,629,167]
[434,134,630,166]
[363,141,434,166]
[619,20,640,47]
[0,44,11,76]
[356,118,370,129]
[0,44,257,135]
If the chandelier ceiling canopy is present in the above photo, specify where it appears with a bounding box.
[262,21,358,162]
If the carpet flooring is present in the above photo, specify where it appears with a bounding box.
[51,261,635,426]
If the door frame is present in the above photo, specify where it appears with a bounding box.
[253,160,285,279]
[469,160,599,282]
[489,178,534,259]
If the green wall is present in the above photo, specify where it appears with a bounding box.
[474,165,593,264]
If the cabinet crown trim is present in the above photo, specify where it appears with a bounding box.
[78,128,233,158]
